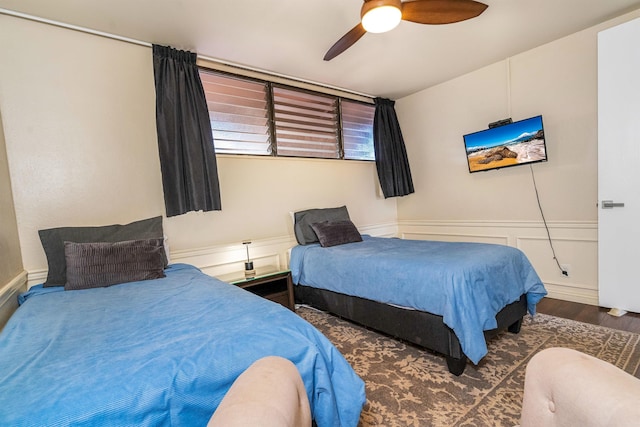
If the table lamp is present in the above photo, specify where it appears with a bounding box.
[243,240,255,278]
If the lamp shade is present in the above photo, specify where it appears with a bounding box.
[361,0,402,33]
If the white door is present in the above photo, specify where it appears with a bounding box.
[597,17,640,314]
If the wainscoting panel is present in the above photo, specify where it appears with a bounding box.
[171,222,398,280]
[399,220,599,306]
[171,237,293,279]
[23,223,398,289]
[0,271,28,331]
[20,220,596,306]
[402,231,509,246]
[516,236,598,292]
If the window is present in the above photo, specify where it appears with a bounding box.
[341,99,375,161]
[273,85,339,159]
[200,71,271,155]
[199,69,375,161]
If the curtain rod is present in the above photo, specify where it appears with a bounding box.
[0,7,375,100]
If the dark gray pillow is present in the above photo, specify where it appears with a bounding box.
[294,206,350,245]
[39,216,166,287]
[310,220,363,248]
[64,239,166,291]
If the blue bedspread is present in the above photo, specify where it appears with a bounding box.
[291,236,547,364]
[0,264,365,427]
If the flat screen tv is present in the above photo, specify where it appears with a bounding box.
[463,115,547,173]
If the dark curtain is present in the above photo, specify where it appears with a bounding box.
[152,44,221,217]
[373,98,414,198]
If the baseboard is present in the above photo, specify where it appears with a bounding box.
[0,271,28,330]
[544,283,599,306]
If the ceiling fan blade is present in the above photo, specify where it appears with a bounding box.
[324,23,367,61]
[401,0,488,25]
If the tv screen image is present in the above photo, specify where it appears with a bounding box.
[463,115,547,173]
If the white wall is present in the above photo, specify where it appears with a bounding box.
[395,9,640,305]
[0,14,397,285]
[396,31,599,223]
[4,8,640,304]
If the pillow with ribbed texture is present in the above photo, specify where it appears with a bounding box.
[64,238,166,291]
[39,216,166,287]
[310,220,363,248]
[294,206,350,245]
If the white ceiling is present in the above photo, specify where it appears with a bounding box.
[1,0,640,99]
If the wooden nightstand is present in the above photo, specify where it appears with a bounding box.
[218,266,295,311]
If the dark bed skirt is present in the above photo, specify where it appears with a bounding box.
[294,285,528,375]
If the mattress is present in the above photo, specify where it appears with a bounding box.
[290,236,547,364]
[0,263,365,427]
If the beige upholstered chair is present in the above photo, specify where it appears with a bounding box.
[208,356,312,427]
[520,347,640,427]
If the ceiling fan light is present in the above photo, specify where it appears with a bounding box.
[361,0,402,34]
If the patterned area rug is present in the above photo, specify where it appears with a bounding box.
[297,306,640,427]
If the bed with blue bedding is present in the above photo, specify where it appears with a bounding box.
[0,263,365,427]
[290,207,547,375]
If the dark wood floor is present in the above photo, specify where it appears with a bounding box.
[537,297,640,334]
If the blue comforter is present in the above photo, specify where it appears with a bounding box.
[291,236,547,364]
[0,264,364,427]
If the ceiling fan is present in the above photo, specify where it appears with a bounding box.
[324,0,489,61]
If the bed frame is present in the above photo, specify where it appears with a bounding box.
[295,285,527,376]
